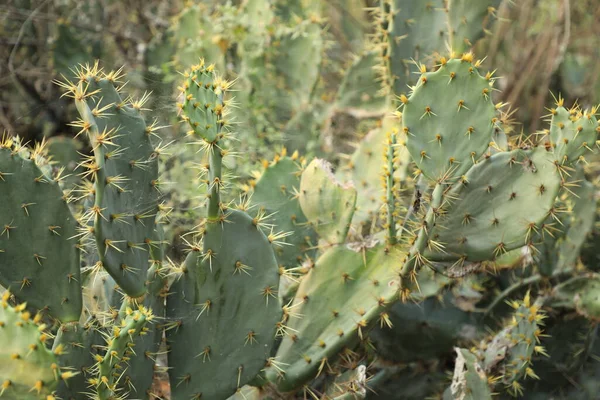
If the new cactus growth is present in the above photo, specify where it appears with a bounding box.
[446,348,492,400]
[0,291,74,399]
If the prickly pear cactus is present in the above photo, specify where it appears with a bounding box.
[445,348,492,400]
[426,147,561,262]
[249,152,317,270]
[167,60,282,400]
[60,63,160,298]
[298,159,357,245]
[401,57,497,181]
[0,136,81,322]
[265,243,403,391]
[480,293,547,396]
[0,292,73,399]
[547,102,599,163]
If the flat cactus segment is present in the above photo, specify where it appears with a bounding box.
[180,61,228,142]
[555,177,597,272]
[387,0,446,96]
[120,259,167,397]
[167,210,281,400]
[73,72,159,298]
[402,58,496,181]
[553,273,600,322]
[426,147,561,262]
[445,348,492,400]
[0,294,62,399]
[265,244,403,391]
[273,22,323,111]
[548,105,598,163]
[299,159,357,244]
[251,156,317,269]
[448,1,501,53]
[334,50,388,113]
[0,143,81,322]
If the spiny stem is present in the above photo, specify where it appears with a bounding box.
[386,131,398,245]
[207,93,224,222]
[400,183,444,279]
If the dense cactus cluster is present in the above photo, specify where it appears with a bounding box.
[2,1,600,400]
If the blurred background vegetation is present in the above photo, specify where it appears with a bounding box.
[1,0,598,146]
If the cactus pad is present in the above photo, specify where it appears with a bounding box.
[71,67,160,298]
[167,210,281,400]
[426,147,561,262]
[251,155,317,269]
[298,159,357,244]
[0,293,65,399]
[548,105,599,164]
[0,139,81,322]
[265,244,403,391]
[402,58,496,181]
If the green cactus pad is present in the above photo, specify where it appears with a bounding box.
[251,156,317,269]
[72,69,159,298]
[167,210,281,400]
[553,273,600,322]
[298,159,357,244]
[548,105,599,163]
[0,294,63,399]
[448,1,501,53]
[120,260,166,398]
[265,244,402,391]
[334,50,388,113]
[387,0,446,96]
[445,348,492,400]
[425,147,561,262]
[0,141,81,322]
[402,57,496,181]
[555,177,596,272]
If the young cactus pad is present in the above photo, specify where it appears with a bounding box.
[548,104,599,164]
[0,292,67,399]
[401,57,496,182]
[298,159,357,245]
[0,138,81,322]
[446,348,492,400]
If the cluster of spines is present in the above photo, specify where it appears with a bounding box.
[55,61,169,298]
[88,306,153,399]
[477,293,548,397]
